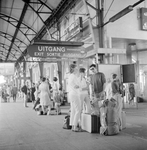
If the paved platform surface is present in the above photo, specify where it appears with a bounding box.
[0,98,147,150]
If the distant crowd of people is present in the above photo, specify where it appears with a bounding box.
[1,84,18,102]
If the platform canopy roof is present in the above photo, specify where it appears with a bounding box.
[0,0,76,62]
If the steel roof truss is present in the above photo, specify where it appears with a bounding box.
[0,13,37,34]
[0,31,28,47]
[5,2,30,61]
[0,35,24,54]
[0,48,18,60]
[22,0,53,39]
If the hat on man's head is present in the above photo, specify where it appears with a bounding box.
[79,68,86,73]
[53,77,58,81]
[69,64,76,70]
[89,64,96,69]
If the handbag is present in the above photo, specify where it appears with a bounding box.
[63,115,72,129]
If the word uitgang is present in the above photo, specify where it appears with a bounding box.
[38,46,66,52]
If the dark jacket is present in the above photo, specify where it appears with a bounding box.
[21,85,27,95]
[111,79,121,95]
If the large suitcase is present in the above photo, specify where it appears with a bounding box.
[81,113,100,133]
[121,111,126,129]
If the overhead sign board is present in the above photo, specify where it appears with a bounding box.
[64,17,83,41]
[27,43,86,58]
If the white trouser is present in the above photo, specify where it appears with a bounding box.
[80,92,91,114]
[69,92,81,126]
[113,93,123,130]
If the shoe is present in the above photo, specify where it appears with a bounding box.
[47,111,51,115]
[100,126,107,135]
[78,127,84,132]
[72,127,81,132]
[43,112,47,115]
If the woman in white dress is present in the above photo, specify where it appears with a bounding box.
[39,77,52,115]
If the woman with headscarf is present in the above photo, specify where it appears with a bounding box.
[68,63,81,132]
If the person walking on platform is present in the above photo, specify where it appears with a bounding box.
[6,85,11,102]
[21,82,28,107]
[30,83,36,104]
[33,83,40,110]
[68,64,81,132]
[39,77,52,115]
[12,84,18,102]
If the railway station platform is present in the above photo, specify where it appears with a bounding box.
[0,98,147,150]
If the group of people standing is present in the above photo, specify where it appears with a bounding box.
[67,63,124,133]
[21,76,62,115]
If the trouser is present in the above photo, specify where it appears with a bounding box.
[7,95,10,102]
[55,102,61,114]
[23,94,28,107]
[33,98,40,109]
[80,93,91,114]
[69,93,81,127]
[13,94,17,102]
[113,93,123,130]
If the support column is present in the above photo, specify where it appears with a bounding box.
[38,62,44,77]
[82,0,99,70]
[97,0,104,48]
[57,61,62,89]
[23,62,26,84]
[108,36,113,64]
[126,44,133,64]
[145,0,147,7]
[29,68,33,83]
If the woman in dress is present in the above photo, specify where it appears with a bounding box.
[39,77,52,115]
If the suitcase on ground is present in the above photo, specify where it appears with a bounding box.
[121,111,126,129]
[81,113,100,133]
